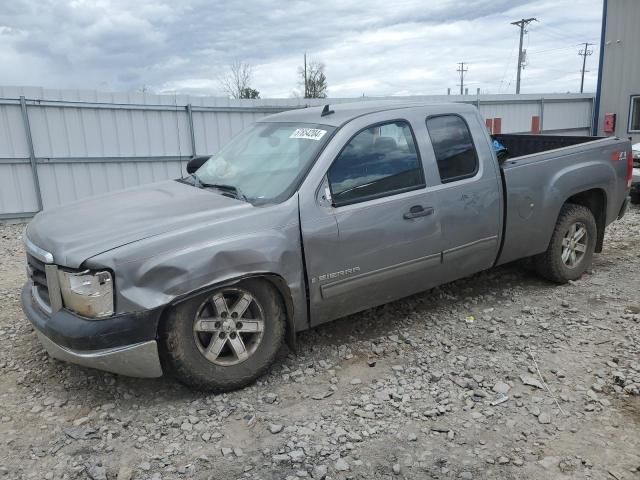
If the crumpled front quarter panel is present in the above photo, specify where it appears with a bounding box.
[85,197,308,330]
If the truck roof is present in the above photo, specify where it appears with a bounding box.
[260,100,478,127]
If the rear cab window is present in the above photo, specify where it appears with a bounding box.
[426,115,479,183]
[327,120,425,206]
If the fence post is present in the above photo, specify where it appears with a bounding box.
[589,96,595,135]
[186,103,196,158]
[19,96,43,211]
[540,97,545,133]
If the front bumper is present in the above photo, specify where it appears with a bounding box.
[21,282,163,378]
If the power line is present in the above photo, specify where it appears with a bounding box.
[528,44,582,55]
[498,37,520,93]
[578,42,594,93]
[511,17,537,94]
[537,21,591,44]
[457,62,468,95]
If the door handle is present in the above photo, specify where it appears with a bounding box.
[403,205,434,219]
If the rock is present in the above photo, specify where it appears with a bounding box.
[233,448,244,457]
[63,426,99,440]
[538,412,552,424]
[498,456,510,465]
[263,393,278,404]
[311,391,334,400]
[312,465,328,479]
[139,461,151,472]
[431,425,451,433]
[430,371,444,382]
[375,390,390,402]
[116,465,133,480]
[269,424,283,434]
[289,449,305,462]
[460,472,473,480]
[520,375,544,389]
[407,432,417,441]
[335,458,350,472]
[392,463,401,474]
[350,378,362,385]
[492,381,511,394]
[354,409,375,419]
[221,447,233,457]
[273,454,290,464]
[87,464,107,480]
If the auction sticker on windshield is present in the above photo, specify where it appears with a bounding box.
[290,128,327,141]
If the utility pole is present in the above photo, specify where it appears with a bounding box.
[511,17,537,94]
[578,42,594,93]
[303,52,308,98]
[457,62,468,95]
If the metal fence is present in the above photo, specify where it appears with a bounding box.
[0,86,595,220]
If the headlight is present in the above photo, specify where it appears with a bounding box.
[58,269,114,318]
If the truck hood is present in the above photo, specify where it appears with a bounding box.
[26,180,252,268]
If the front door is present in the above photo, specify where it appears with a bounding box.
[300,117,445,325]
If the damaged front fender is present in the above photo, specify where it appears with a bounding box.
[84,197,309,335]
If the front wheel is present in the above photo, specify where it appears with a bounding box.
[159,279,285,391]
[534,203,597,284]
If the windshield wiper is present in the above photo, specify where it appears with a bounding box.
[191,174,248,201]
[206,183,248,202]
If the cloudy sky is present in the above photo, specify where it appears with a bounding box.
[0,0,603,98]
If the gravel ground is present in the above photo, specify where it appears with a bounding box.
[0,207,639,480]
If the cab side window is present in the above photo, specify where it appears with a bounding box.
[328,121,424,206]
[426,115,479,183]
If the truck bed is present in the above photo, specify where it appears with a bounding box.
[492,133,603,160]
[494,134,630,266]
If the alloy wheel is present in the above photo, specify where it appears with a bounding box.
[192,288,265,366]
[561,222,588,268]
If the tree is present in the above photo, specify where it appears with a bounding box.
[239,87,260,99]
[219,61,260,99]
[298,57,328,98]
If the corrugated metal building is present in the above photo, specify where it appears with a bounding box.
[594,0,640,142]
[0,86,595,220]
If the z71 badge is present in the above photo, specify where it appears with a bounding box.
[312,267,361,284]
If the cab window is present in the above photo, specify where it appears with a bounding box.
[328,121,424,206]
[426,115,479,183]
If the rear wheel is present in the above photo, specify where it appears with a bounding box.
[160,279,285,391]
[534,203,597,284]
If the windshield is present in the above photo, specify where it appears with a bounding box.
[193,122,335,203]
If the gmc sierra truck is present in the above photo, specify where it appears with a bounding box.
[21,102,632,391]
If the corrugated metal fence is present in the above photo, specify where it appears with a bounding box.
[0,86,595,220]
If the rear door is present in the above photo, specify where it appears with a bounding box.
[421,113,502,281]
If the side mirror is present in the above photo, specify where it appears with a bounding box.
[186,156,210,174]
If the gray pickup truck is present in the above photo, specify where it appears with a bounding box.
[21,102,632,391]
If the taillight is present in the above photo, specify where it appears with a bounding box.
[627,150,633,189]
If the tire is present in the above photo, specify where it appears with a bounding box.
[631,191,640,205]
[534,203,597,284]
[159,279,285,392]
